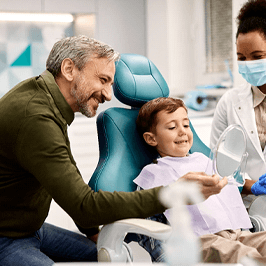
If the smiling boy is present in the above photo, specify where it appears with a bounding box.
[134,97,266,264]
[142,104,193,158]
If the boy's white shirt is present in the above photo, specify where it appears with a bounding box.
[133,152,252,236]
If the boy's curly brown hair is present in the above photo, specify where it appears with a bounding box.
[136,97,187,136]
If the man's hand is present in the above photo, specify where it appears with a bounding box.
[178,172,228,199]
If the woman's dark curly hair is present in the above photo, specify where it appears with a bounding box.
[237,0,266,38]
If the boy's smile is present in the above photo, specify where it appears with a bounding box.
[145,107,193,157]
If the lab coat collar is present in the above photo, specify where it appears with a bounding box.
[252,85,266,108]
[234,83,264,161]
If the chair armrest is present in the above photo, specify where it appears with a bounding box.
[248,195,266,232]
[97,218,172,262]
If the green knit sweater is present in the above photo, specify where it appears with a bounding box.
[0,70,165,238]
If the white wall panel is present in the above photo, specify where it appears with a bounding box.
[146,0,169,84]
[0,0,95,13]
[68,114,99,184]
[96,0,146,56]
[44,0,96,13]
[0,0,42,12]
[146,0,196,97]
[232,0,247,88]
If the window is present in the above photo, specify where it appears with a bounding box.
[205,0,233,73]
[0,13,95,97]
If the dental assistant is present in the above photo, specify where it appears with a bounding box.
[210,0,266,195]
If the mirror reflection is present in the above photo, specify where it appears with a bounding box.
[211,124,248,187]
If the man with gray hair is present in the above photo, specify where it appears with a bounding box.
[0,35,226,265]
[0,35,166,265]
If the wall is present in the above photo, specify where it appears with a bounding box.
[146,0,250,97]
[146,0,169,84]
[1,0,245,99]
[146,0,196,97]
[96,0,146,56]
[0,0,146,56]
[0,0,96,13]
[0,0,146,108]
[192,0,233,90]
[232,0,247,88]
[95,0,147,111]
[146,0,224,97]
[0,0,147,231]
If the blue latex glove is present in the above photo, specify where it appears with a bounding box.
[251,173,266,196]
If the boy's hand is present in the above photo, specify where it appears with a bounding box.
[178,172,228,199]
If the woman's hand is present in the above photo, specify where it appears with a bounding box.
[251,174,266,196]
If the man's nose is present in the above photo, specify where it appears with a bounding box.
[103,85,112,102]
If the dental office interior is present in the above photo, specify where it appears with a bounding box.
[0,0,251,264]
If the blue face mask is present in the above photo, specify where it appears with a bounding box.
[238,58,266,87]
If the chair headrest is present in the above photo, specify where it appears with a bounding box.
[113,53,169,108]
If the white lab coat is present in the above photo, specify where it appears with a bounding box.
[210,82,266,181]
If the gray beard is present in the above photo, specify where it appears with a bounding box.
[70,86,95,118]
[79,102,94,118]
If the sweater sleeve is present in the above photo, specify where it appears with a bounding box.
[16,115,166,230]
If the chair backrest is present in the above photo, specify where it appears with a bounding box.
[189,123,211,157]
[89,54,210,192]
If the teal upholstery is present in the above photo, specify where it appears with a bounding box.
[113,53,169,107]
[189,123,211,157]
[89,53,210,193]
[89,108,158,192]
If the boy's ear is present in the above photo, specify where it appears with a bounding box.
[143,132,157,147]
[60,58,75,82]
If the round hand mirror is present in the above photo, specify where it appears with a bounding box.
[210,124,248,187]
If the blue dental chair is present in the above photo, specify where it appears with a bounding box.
[89,53,210,193]
[88,54,210,262]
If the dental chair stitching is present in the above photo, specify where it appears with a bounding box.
[109,112,139,164]
[148,60,165,96]
[95,111,139,190]
[94,113,110,188]
[115,60,150,104]
[100,111,139,173]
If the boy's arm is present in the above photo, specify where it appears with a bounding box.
[135,164,227,200]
